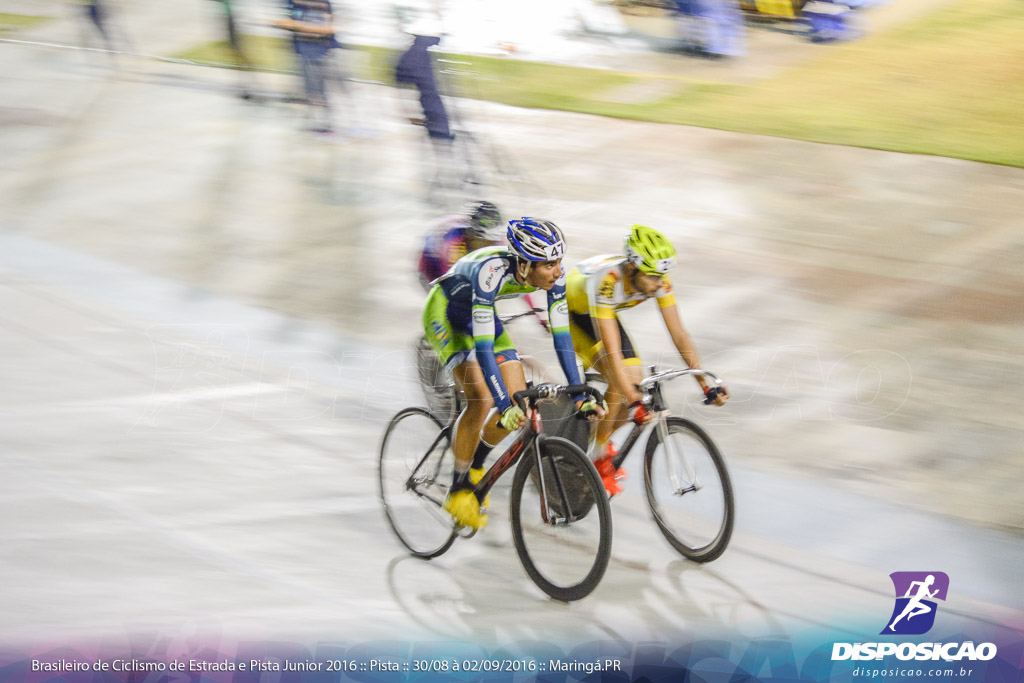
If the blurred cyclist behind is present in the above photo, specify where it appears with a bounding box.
[414,201,505,420]
[566,224,729,496]
[416,200,550,328]
[418,200,504,290]
[422,218,605,530]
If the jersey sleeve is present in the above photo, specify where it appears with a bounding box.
[591,271,621,319]
[548,276,583,388]
[471,257,513,413]
[655,275,676,308]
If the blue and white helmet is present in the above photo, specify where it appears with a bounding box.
[506,218,566,262]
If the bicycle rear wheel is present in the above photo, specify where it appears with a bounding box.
[643,417,734,562]
[509,436,612,601]
[379,407,458,558]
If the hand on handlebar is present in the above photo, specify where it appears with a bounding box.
[574,398,607,421]
[703,385,729,406]
[499,405,526,431]
[629,401,653,425]
[507,383,604,426]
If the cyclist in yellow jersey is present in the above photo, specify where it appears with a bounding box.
[566,225,729,496]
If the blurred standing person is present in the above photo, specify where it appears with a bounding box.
[273,0,341,135]
[395,26,456,198]
[705,0,746,57]
[76,0,132,58]
[209,0,257,99]
[82,0,112,51]
[395,33,452,143]
[674,0,745,58]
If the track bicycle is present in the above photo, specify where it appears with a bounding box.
[379,382,613,601]
[593,367,735,562]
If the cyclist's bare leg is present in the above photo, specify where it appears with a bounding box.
[452,359,528,466]
[480,360,528,446]
[452,361,494,472]
[592,355,645,450]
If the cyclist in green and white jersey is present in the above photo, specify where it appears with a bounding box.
[422,218,605,530]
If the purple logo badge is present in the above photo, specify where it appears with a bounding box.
[881,572,949,635]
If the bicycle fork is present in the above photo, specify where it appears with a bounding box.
[655,415,700,497]
[531,439,562,526]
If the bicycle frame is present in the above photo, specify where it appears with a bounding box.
[472,407,576,524]
[399,394,535,508]
[404,422,456,508]
[473,415,538,502]
[405,375,603,529]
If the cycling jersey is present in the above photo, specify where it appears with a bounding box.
[566,255,676,318]
[418,215,475,288]
[565,255,676,369]
[423,246,581,412]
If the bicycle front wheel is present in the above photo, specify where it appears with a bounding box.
[379,407,458,558]
[644,417,734,562]
[509,436,612,601]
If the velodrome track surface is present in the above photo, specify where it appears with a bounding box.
[1,41,1022,648]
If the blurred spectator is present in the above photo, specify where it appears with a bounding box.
[209,0,256,99]
[395,29,456,197]
[395,33,453,142]
[273,0,342,134]
[803,1,859,42]
[77,0,131,56]
[675,0,746,58]
[82,0,111,50]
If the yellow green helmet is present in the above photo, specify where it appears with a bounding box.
[624,224,677,275]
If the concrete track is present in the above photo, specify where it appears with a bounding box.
[1,36,1022,648]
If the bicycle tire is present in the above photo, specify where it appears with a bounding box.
[509,436,612,601]
[379,407,458,558]
[643,417,734,562]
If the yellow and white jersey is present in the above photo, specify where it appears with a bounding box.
[566,254,675,320]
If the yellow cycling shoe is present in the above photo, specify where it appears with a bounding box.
[469,468,490,508]
[443,489,487,530]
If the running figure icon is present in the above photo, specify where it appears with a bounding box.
[889,575,938,630]
[881,571,949,635]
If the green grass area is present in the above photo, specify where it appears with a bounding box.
[175,0,1024,167]
[0,12,52,34]
[666,0,1024,167]
[174,34,296,71]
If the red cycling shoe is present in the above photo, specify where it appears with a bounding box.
[594,444,627,497]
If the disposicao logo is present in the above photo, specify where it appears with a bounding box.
[831,571,997,662]
[882,571,949,635]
